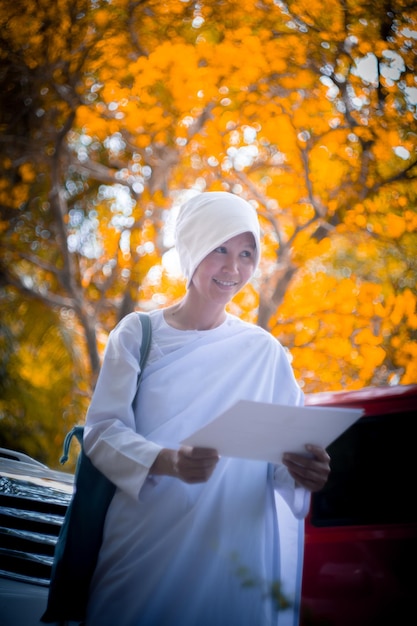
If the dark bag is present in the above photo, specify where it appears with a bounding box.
[41,313,152,624]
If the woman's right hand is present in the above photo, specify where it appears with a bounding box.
[150,446,220,483]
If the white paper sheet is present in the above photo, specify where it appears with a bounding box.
[181,400,363,463]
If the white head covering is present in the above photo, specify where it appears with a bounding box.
[175,191,261,287]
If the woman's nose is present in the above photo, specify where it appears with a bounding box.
[222,255,239,273]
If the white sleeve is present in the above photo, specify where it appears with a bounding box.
[268,346,309,518]
[272,463,311,519]
[83,313,162,500]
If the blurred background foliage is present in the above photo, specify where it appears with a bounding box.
[0,0,416,467]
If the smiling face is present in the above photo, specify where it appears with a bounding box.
[189,232,257,306]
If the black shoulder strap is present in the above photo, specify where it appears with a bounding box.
[59,313,152,466]
[137,312,152,388]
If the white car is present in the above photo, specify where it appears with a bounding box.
[0,448,75,626]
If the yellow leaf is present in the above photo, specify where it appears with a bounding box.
[386,213,406,238]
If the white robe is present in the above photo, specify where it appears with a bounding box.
[83,310,309,626]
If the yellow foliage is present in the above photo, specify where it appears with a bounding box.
[76,105,109,139]
[94,9,111,28]
[309,148,348,191]
[7,183,30,209]
[259,115,296,151]
[398,342,417,384]
[19,163,36,183]
[228,283,260,323]
[2,0,417,409]
[373,139,393,163]
[19,343,63,389]
[359,343,386,366]
[386,213,406,238]
[354,214,367,227]
[354,328,382,346]
[293,318,320,347]
[404,210,417,232]
[328,338,353,359]
[387,290,417,330]
[402,289,417,317]
[402,341,417,358]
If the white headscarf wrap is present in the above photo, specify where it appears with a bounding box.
[175,191,261,287]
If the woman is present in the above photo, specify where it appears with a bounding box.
[83,191,330,626]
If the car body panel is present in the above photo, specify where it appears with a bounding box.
[302,384,417,626]
[0,455,74,625]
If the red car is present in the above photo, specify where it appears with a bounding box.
[302,384,417,626]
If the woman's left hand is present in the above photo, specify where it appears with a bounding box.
[282,444,331,492]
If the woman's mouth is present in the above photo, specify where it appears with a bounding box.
[213,278,238,287]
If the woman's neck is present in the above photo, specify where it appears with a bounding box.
[164,296,227,331]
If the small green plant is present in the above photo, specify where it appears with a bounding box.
[230,552,293,612]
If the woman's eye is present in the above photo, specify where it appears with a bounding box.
[241,250,252,258]
[214,246,227,253]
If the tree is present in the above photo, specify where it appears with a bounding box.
[1,0,416,464]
